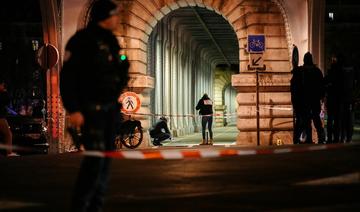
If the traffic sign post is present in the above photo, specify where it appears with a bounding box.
[247,35,266,146]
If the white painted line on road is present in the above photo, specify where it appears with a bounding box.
[274,148,292,154]
[295,172,360,185]
[83,151,105,158]
[0,200,44,210]
[308,145,327,151]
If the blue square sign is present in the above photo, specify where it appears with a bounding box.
[248,35,265,53]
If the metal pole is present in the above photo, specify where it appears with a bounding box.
[256,69,260,146]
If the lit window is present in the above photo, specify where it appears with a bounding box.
[32,40,39,51]
[329,12,334,20]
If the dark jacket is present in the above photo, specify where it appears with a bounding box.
[290,66,304,111]
[149,119,170,136]
[291,64,324,110]
[302,64,324,104]
[60,24,129,113]
[324,62,342,105]
[340,65,357,104]
[196,96,213,115]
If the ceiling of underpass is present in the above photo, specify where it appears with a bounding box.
[164,6,239,67]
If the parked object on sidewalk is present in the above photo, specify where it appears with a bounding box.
[6,115,48,154]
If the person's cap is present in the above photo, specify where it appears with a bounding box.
[90,0,119,23]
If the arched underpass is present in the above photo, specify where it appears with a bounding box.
[147,6,239,145]
[58,0,323,150]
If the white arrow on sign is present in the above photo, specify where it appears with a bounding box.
[249,53,264,68]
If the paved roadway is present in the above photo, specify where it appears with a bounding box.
[1,145,359,211]
[1,126,360,211]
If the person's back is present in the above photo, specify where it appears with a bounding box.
[196,94,214,145]
[298,52,325,143]
[324,56,343,143]
[61,25,129,111]
[290,66,306,112]
[196,94,213,115]
[149,117,171,146]
[290,66,307,144]
[302,64,325,106]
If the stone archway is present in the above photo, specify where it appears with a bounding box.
[112,0,293,146]
[62,0,310,147]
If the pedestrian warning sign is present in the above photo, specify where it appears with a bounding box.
[118,92,141,113]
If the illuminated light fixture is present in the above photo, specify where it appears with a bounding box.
[120,54,127,61]
[329,12,334,20]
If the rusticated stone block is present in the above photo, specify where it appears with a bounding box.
[236,117,293,129]
[246,13,284,26]
[127,61,147,75]
[237,92,292,104]
[237,130,293,146]
[237,105,292,117]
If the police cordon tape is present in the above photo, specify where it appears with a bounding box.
[1,142,359,159]
[83,142,359,160]
[123,105,294,119]
[123,112,238,118]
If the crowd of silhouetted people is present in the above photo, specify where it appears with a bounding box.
[291,51,359,144]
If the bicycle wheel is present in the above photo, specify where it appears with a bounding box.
[120,124,143,149]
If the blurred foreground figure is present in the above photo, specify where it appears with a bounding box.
[60,0,129,211]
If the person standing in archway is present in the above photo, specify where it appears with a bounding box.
[196,93,214,145]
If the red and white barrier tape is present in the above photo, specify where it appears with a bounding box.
[124,112,238,118]
[2,142,358,160]
[124,105,294,119]
[82,142,359,160]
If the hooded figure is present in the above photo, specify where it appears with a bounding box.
[295,52,325,144]
[196,93,214,145]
